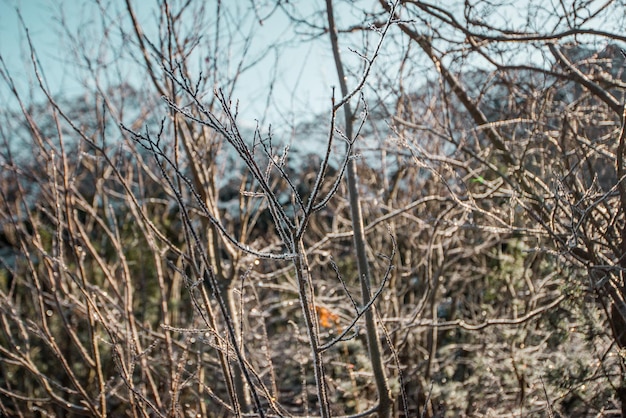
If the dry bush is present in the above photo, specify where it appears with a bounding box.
[2,1,626,417]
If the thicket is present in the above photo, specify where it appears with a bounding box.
[1,1,626,417]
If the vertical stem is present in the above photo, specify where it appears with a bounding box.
[616,103,626,417]
[294,238,330,417]
[207,196,249,412]
[325,1,392,416]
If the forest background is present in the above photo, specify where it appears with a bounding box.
[1,0,626,417]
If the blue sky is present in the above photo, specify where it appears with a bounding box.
[0,0,336,128]
[1,0,88,98]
